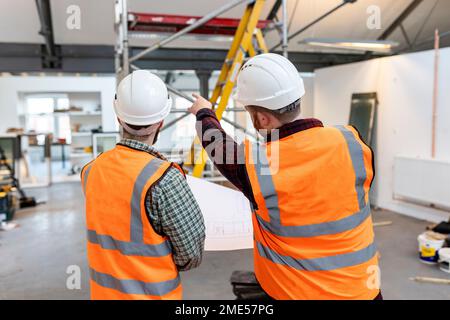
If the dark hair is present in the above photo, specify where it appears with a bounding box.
[246,99,301,124]
[125,123,152,131]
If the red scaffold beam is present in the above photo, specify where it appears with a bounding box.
[128,12,270,36]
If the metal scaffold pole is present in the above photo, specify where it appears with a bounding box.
[281,0,288,57]
[114,0,271,174]
[121,0,129,77]
[115,0,129,82]
[128,0,253,63]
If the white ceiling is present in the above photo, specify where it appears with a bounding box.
[0,0,448,53]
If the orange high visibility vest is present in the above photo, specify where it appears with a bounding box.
[81,145,182,300]
[245,125,380,300]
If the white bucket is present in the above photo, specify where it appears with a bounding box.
[438,248,450,273]
[417,233,445,264]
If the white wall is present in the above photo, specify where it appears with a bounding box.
[314,48,450,223]
[301,74,314,118]
[0,75,117,133]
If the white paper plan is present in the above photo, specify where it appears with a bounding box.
[186,175,253,251]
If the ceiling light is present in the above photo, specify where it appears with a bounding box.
[300,38,399,53]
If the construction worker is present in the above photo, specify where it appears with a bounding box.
[81,70,205,300]
[188,53,381,300]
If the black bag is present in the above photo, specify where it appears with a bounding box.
[230,271,272,300]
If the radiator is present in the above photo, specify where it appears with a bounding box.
[393,156,450,209]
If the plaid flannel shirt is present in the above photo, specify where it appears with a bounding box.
[118,139,205,271]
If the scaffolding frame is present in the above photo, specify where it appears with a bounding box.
[114,0,284,159]
[114,0,357,178]
[113,0,306,177]
[115,0,267,135]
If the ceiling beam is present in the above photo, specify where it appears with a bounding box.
[35,0,61,69]
[377,0,424,41]
[399,24,412,47]
[0,43,378,74]
[266,0,282,21]
[270,0,358,51]
[363,0,423,57]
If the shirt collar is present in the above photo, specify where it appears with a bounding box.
[118,139,168,160]
[265,118,324,143]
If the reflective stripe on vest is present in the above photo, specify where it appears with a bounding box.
[87,229,172,257]
[130,158,165,243]
[89,268,180,296]
[335,125,367,209]
[256,241,377,271]
[255,204,371,238]
[251,126,375,270]
[82,164,93,194]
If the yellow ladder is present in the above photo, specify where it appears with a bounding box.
[186,0,268,177]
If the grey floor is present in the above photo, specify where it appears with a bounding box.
[1,183,449,300]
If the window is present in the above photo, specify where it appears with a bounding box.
[24,95,71,144]
[26,97,54,114]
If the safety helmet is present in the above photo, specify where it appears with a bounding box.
[114,70,172,126]
[233,53,305,110]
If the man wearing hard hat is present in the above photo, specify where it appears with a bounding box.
[81,70,205,300]
[189,53,381,300]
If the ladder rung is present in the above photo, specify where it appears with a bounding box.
[225,59,234,66]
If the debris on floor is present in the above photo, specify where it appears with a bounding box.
[409,276,450,285]
[0,221,19,231]
[373,221,393,227]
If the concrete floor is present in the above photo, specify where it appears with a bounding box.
[1,182,449,300]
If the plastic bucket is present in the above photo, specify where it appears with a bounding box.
[438,248,450,273]
[417,233,445,264]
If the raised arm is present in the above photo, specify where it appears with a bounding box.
[188,94,256,206]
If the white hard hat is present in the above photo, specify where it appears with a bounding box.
[114,70,172,126]
[233,53,305,110]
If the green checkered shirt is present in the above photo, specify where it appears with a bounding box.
[119,139,205,271]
